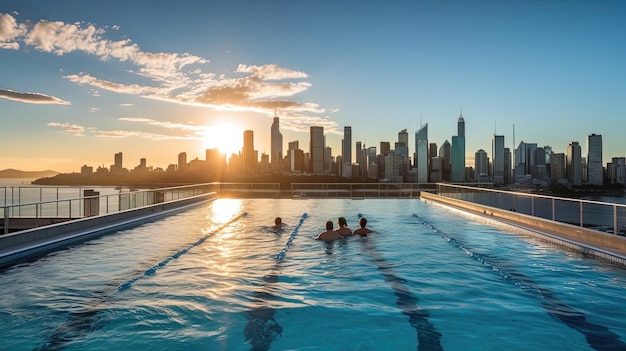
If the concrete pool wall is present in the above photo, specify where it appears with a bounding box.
[0,193,215,268]
[421,191,626,266]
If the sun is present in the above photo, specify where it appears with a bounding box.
[202,123,243,156]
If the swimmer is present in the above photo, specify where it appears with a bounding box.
[353,217,373,236]
[335,216,353,237]
[271,217,286,231]
[316,221,344,241]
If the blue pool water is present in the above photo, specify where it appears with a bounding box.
[1,198,625,350]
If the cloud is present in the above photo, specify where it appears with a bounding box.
[47,122,85,135]
[2,12,339,133]
[117,117,205,132]
[0,88,70,104]
[0,12,26,45]
[236,64,308,80]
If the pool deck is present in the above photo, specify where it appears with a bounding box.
[421,192,626,267]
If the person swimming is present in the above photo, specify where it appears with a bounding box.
[271,217,285,231]
[335,216,353,237]
[353,217,373,236]
[316,221,343,241]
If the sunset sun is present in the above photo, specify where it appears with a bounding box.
[202,123,243,156]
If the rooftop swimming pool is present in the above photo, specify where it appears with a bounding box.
[1,198,625,350]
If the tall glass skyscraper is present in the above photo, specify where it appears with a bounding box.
[492,134,505,185]
[567,141,582,186]
[587,133,603,186]
[343,126,352,165]
[270,112,283,171]
[414,123,428,183]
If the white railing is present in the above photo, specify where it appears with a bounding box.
[1,184,217,234]
[290,183,437,198]
[436,183,626,236]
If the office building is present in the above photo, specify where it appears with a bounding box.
[440,140,451,181]
[608,157,625,185]
[414,123,428,183]
[551,153,566,183]
[492,134,505,185]
[474,149,489,181]
[270,112,283,171]
[451,135,465,182]
[178,152,187,172]
[310,126,325,174]
[587,133,603,186]
[343,126,352,165]
[567,141,582,186]
[243,130,255,175]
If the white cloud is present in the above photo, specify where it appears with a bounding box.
[2,12,338,131]
[0,13,26,44]
[47,122,85,135]
[237,64,308,80]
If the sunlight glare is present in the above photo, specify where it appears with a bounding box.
[202,123,243,156]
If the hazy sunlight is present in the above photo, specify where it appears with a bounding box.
[202,123,243,156]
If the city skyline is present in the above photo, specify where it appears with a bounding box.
[1,1,625,172]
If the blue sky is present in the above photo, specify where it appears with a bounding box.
[1,0,624,172]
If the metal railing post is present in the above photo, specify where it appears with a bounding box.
[3,206,8,234]
[580,201,583,227]
[614,205,618,236]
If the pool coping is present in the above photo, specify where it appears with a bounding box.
[420,192,626,268]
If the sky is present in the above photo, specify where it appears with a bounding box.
[1,0,625,173]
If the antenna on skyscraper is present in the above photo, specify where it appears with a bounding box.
[420,110,423,128]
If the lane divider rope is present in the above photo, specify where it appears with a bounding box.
[275,213,308,262]
[117,212,248,292]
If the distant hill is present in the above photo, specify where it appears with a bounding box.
[0,169,60,178]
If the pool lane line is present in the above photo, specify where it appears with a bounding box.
[35,212,249,351]
[117,211,248,291]
[244,213,308,351]
[356,213,444,351]
[413,214,626,351]
[275,213,308,261]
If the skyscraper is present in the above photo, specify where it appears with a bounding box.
[414,123,428,183]
[492,134,505,185]
[451,113,466,182]
[310,126,325,174]
[475,149,489,181]
[113,152,123,173]
[343,126,352,165]
[178,152,186,171]
[440,140,451,181]
[398,129,409,159]
[451,135,465,182]
[270,111,283,171]
[587,133,603,186]
[567,141,582,186]
[243,130,255,175]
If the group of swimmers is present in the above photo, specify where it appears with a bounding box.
[315,216,373,241]
[270,216,373,241]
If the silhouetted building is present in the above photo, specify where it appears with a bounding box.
[587,133,603,186]
[271,111,283,171]
[475,149,488,182]
[243,130,255,175]
[310,126,325,174]
[567,141,582,186]
[178,152,187,172]
[492,134,505,185]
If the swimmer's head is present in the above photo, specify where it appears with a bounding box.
[338,217,347,227]
[359,217,367,227]
[326,221,334,230]
[275,217,282,225]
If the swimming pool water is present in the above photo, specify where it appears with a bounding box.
[0,198,625,350]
